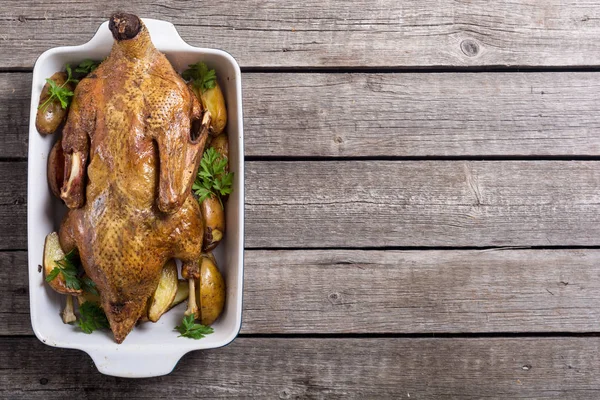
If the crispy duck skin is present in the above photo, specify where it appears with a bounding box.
[58,13,207,343]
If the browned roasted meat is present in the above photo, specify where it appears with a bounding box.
[58,13,207,343]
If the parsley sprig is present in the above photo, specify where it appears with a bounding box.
[82,276,99,296]
[175,315,214,339]
[45,250,98,295]
[192,148,234,206]
[182,62,217,93]
[45,249,82,290]
[74,59,100,75]
[38,64,78,112]
[77,302,109,334]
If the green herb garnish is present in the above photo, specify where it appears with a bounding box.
[38,64,78,111]
[75,59,100,74]
[175,314,214,339]
[82,276,99,296]
[181,62,217,93]
[77,302,109,334]
[45,250,99,295]
[45,249,81,290]
[192,147,234,206]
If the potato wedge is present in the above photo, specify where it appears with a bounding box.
[43,232,82,295]
[202,252,217,265]
[77,289,101,306]
[210,133,229,172]
[36,72,74,135]
[170,280,189,309]
[197,255,225,325]
[191,82,227,135]
[201,194,225,251]
[48,139,65,199]
[148,259,178,322]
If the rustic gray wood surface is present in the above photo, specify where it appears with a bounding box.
[5,250,600,335]
[4,160,600,249]
[5,72,600,158]
[2,1,600,69]
[2,337,600,399]
[2,1,600,398]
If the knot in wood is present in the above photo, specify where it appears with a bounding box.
[328,292,342,305]
[460,39,480,57]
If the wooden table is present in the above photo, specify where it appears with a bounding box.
[2,2,600,398]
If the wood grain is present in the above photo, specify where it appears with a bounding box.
[2,336,600,399]
[245,72,600,157]
[5,160,600,249]
[1,1,600,69]
[0,162,27,249]
[7,249,600,335]
[6,72,600,159]
[245,160,600,248]
[242,249,600,334]
[0,73,30,158]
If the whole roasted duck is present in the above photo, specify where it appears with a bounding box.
[58,13,208,343]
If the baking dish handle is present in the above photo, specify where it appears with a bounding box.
[86,348,187,378]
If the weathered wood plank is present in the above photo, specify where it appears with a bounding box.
[245,160,600,247]
[2,336,600,399]
[1,1,600,68]
[0,73,30,158]
[245,72,600,157]
[0,162,27,249]
[6,250,600,335]
[5,72,600,159]
[5,160,600,249]
[242,249,600,334]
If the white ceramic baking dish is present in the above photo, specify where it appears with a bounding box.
[27,18,244,378]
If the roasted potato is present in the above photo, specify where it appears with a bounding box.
[170,280,189,309]
[43,232,82,295]
[201,194,225,251]
[48,139,65,199]
[197,254,225,325]
[210,133,229,165]
[36,72,74,135]
[209,133,230,201]
[77,288,101,306]
[191,83,227,135]
[148,259,178,322]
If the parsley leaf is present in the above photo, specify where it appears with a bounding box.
[38,64,78,112]
[45,249,82,290]
[181,62,217,93]
[82,276,99,296]
[77,302,109,334]
[45,267,61,282]
[45,250,99,295]
[175,314,214,339]
[75,59,100,74]
[193,147,234,206]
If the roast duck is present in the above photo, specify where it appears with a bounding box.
[58,14,208,343]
